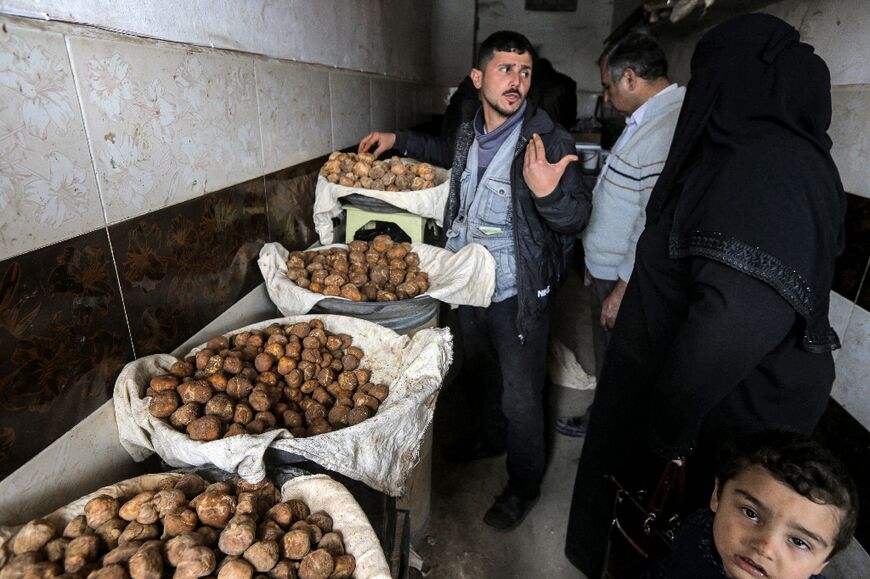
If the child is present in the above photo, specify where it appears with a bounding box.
[643,430,859,578]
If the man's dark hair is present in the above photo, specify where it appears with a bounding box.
[600,30,668,82]
[476,31,537,70]
[716,430,859,559]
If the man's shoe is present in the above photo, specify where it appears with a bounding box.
[555,414,587,437]
[443,439,505,463]
[483,490,539,531]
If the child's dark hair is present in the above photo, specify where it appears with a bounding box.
[716,430,858,559]
[476,31,537,70]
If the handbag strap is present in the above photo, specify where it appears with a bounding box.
[647,461,686,520]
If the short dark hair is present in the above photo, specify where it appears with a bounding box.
[476,31,537,70]
[600,30,668,82]
[716,430,859,559]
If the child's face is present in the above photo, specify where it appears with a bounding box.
[710,465,841,579]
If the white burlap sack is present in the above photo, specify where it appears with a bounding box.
[0,472,390,578]
[282,474,389,577]
[258,241,495,314]
[313,161,450,245]
[115,315,452,495]
[547,338,596,391]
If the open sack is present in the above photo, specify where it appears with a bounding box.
[258,242,495,314]
[312,161,450,246]
[0,471,391,578]
[114,315,452,496]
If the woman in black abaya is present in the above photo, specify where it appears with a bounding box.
[565,14,846,577]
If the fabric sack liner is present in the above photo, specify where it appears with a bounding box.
[258,241,495,314]
[0,472,390,578]
[114,315,452,496]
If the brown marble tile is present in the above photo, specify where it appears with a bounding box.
[0,231,134,479]
[832,193,870,307]
[264,156,327,251]
[110,178,269,356]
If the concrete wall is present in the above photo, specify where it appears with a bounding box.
[431,0,477,88]
[476,0,614,118]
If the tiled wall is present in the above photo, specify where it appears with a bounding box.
[0,7,440,479]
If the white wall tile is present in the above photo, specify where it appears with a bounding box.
[1,0,209,47]
[831,304,870,429]
[0,19,104,261]
[830,85,870,199]
[257,59,331,175]
[2,0,432,80]
[371,78,397,133]
[396,82,416,130]
[764,0,870,86]
[329,72,372,150]
[66,36,262,224]
[829,290,855,363]
[334,1,386,75]
[430,0,475,87]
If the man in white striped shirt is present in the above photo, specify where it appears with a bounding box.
[556,31,685,437]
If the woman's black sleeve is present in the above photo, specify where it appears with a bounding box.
[647,258,798,458]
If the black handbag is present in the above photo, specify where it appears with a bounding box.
[600,461,685,579]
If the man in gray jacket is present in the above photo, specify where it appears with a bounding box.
[556,31,685,437]
[359,31,591,530]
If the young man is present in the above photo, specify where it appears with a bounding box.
[643,431,858,579]
[358,31,591,530]
[555,31,685,437]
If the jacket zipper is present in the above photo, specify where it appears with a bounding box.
[512,134,528,345]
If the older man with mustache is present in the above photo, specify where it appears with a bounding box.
[359,30,592,530]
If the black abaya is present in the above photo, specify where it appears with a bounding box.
[565,15,845,577]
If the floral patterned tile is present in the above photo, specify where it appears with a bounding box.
[264,157,325,252]
[256,59,331,176]
[66,35,262,224]
[329,71,371,151]
[0,229,134,479]
[0,19,104,261]
[109,177,268,356]
[371,78,397,133]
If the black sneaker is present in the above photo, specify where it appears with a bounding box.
[443,439,505,463]
[483,490,539,531]
[555,415,587,437]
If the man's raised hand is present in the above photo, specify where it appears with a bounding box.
[523,133,578,198]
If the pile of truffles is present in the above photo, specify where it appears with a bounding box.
[319,152,438,191]
[286,235,429,302]
[146,319,388,440]
[1,473,356,579]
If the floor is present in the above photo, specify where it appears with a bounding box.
[414,260,596,578]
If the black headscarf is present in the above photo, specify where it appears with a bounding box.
[646,13,846,352]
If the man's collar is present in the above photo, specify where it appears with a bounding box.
[627,83,679,127]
